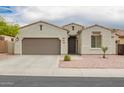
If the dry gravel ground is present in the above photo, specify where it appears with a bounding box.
[60,55,124,68]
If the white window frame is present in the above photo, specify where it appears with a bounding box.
[91,33,102,49]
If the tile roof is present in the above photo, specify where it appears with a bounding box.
[62,23,84,28]
[116,30,124,37]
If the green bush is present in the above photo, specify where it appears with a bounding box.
[0,16,19,37]
[64,55,71,61]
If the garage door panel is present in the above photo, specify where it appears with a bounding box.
[22,38,60,55]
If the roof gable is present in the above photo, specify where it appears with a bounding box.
[62,23,84,28]
[84,24,115,32]
[20,21,69,32]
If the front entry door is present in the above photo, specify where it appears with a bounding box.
[68,36,76,54]
[118,44,124,55]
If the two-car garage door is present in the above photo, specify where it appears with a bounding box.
[22,38,60,55]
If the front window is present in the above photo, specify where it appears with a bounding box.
[91,34,101,48]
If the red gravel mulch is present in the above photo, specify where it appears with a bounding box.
[59,55,124,69]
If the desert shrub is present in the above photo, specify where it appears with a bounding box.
[64,55,71,61]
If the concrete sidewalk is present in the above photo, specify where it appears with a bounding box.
[1,67,124,77]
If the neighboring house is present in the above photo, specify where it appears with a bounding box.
[0,35,14,54]
[116,30,124,55]
[14,20,124,55]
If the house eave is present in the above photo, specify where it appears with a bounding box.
[20,20,69,32]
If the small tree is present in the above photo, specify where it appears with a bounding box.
[0,16,19,37]
[101,46,108,58]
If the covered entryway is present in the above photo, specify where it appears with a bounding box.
[68,36,76,54]
[22,38,60,55]
[118,44,124,55]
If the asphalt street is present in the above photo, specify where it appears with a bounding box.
[0,75,124,87]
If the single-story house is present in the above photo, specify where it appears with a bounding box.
[14,21,124,55]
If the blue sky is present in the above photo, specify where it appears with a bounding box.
[0,6,15,13]
[0,6,124,29]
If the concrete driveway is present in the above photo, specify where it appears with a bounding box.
[1,54,124,77]
[0,55,83,76]
[0,55,59,76]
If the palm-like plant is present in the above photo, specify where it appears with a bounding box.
[101,46,108,58]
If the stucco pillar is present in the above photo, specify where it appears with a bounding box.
[59,37,68,54]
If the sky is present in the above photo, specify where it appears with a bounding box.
[0,6,124,29]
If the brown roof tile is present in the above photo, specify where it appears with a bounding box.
[116,30,124,37]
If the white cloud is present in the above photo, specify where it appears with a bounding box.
[18,6,124,21]
[2,6,124,28]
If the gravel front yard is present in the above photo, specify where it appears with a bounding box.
[59,55,124,69]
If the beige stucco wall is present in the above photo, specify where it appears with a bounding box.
[4,36,12,41]
[0,35,12,41]
[0,35,14,54]
[118,37,124,44]
[63,24,83,36]
[5,36,14,54]
[14,22,68,54]
[76,32,82,54]
[8,41,14,54]
[80,26,117,54]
